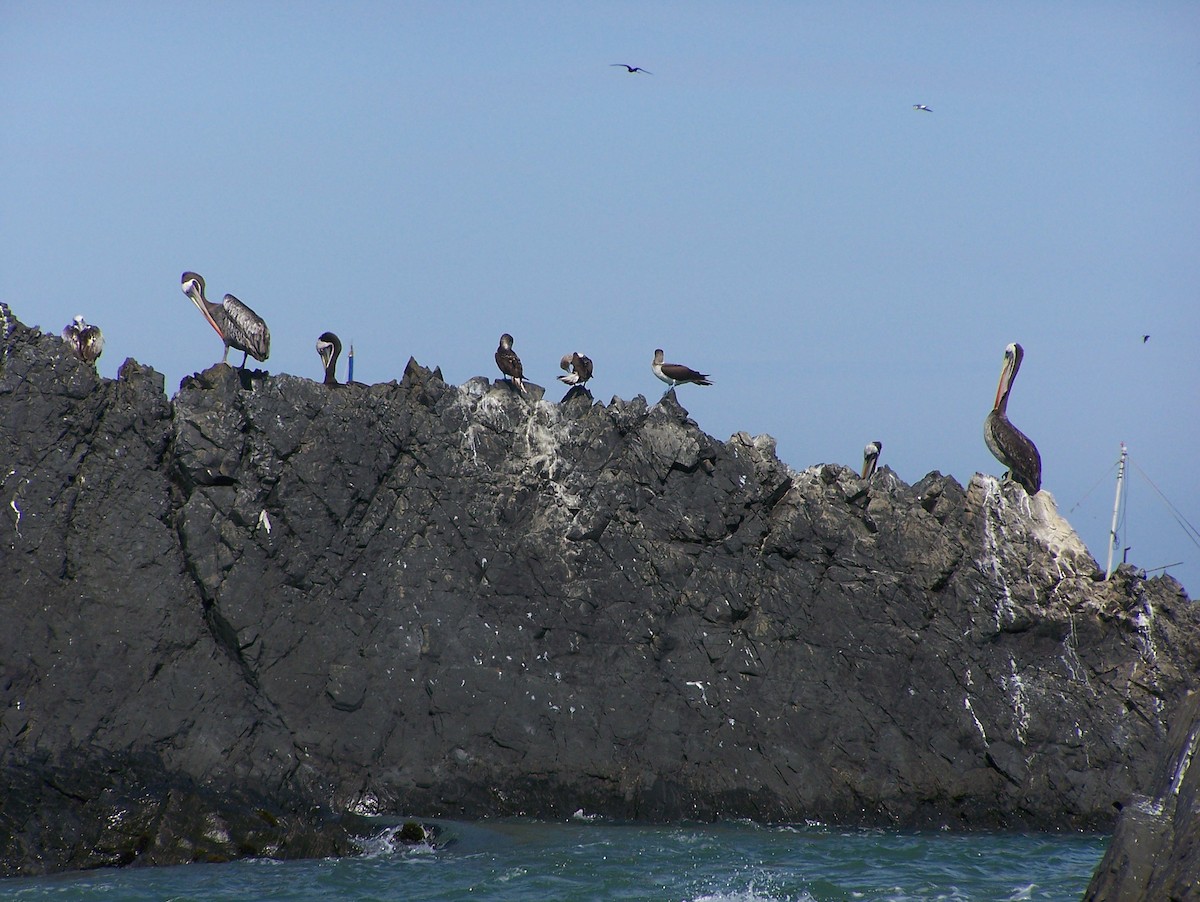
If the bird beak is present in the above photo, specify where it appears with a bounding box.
[993,357,1011,410]
[184,282,225,339]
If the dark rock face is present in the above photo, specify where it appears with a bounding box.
[2,305,1198,876]
[1084,689,1200,900]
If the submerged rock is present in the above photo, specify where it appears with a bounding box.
[1,304,1197,876]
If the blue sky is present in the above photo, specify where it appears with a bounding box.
[3,2,1197,593]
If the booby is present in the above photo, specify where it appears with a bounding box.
[913,104,932,112]
[558,352,593,387]
[652,348,712,389]
[61,315,104,366]
[611,63,652,74]
[180,271,270,368]
[317,332,342,385]
[495,333,526,393]
[861,440,882,479]
[984,342,1041,494]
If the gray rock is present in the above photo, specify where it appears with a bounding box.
[1,304,1197,876]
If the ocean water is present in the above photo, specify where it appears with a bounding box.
[0,819,1106,901]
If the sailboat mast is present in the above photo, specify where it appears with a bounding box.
[1105,443,1128,580]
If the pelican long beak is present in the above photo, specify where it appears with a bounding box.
[993,358,1011,411]
[184,282,225,340]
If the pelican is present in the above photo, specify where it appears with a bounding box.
[913,104,932,112]
[61,315,104,366]
[495,333,526,393]
[984,342,1041,494]
[862,440,882,479]
[317,332,342,385]
[180,271,270,368]
[558,352,593,387]
[652,348,712,390]
[611,63,651,74]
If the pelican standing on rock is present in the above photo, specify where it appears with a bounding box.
[862,441,882,479]
[558,352,593,387]
[652,349,712,390]
[984,342,1041,494]
[317,332,342,385]
[180,271,270,368]
[62,316,104,366]
[495,333,526,393]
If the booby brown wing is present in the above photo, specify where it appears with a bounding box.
[659,362,711,385]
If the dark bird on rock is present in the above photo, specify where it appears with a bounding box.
[983,342,1041,494]
[495,333,526,393]
[62,315,104,366]
[652,348,712,390]
[180,271,270,368]
[913,104,932,112]
[558,352,593,387]
[317,332,342,386]
[611,63,652,74]
[862,440,882,479]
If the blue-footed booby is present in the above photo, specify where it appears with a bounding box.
[62,316,104,366]
[652,348,712,389]
[984,342,1041,494]
[495,333,526,393]
[180,271,270,368]
[558,352,593,387]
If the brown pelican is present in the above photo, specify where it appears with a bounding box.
[611,63,651,74]
[862,440,882,479]
[558,352,593,386]
[317,332,341,385]
[652,348,712,389]
[495,333,526,393]
[180,271,270,368]
[61,315,104,366]
[913,104,932,112]
[984,342,1041,494]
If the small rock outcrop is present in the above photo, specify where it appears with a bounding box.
[1,305,1197,876]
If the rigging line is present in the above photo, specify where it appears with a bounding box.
[1129,459,1200,549]
[1067,459,1119,514]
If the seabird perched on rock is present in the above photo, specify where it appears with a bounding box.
[558,352,593,387]
[495,333,526,393]
[611,63,652,74]
[180,271,270,368]
[984,342,1041,494]
[862,441,882,479]
[652,348,712,390]
[913,104,932,112]
[61,315,104,366]
[317,332,342,386]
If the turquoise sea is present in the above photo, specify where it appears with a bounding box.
[0,819,1106,901]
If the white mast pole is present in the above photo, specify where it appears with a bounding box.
[1105,443,1128,580]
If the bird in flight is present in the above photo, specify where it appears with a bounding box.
[913,104,933,112]
[1142,334,1150,343]
[611,64,652,74]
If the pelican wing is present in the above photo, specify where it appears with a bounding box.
[495,347,523,380]
[984,411,1041,494]
[221,294,271,361]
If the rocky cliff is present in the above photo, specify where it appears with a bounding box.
[2,305,1197,877]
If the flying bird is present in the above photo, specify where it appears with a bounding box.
[61,315,104,366]
[913,104,932,112]
[652,348,712,390]
[316,332,342,386]
[1142,335,1150,343]
[611,63,652,74]
[180,272,270,368]
[558,352,593,387]
[495,333,526,393]
[861,441,883,479]
[983,342,1041,494]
